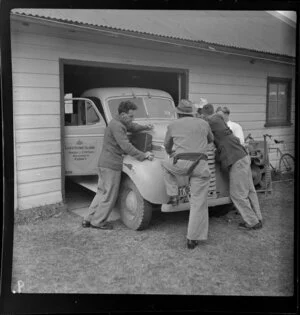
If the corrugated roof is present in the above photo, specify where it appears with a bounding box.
[11,9,296,57]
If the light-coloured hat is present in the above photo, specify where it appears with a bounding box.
[176,99,196,115]
[193,97,208,109]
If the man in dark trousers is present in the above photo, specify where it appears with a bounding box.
[200,103,263,230]
[82,100,154,230]
[161,99,214,249]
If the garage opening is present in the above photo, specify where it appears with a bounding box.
[63,62,188,106]
[62,60,188,216]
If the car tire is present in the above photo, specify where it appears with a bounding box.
[117,177,153,231]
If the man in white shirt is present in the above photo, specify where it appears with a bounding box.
[216,106,245,145]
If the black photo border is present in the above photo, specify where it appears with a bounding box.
[1,0,299,314]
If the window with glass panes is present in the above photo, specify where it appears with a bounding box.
[266,77,292,127]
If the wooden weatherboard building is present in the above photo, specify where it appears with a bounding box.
[10,9,296,211]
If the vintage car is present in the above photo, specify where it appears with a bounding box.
[64,87,231,230]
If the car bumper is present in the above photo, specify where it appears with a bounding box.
[161,196,232,212]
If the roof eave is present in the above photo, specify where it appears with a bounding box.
[11,12,296,65]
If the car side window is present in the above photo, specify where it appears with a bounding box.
[65,100,100,126]
[86,102,100,125]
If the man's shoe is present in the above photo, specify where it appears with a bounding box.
[90,222,113,230]
[167,195,179,207]
[82,220,91,228]
[239,222,262,230]
[254,221,263,229]
[187,239,199,249]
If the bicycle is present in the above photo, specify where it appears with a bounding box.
[245,133,295,176]
[263,134,295,175]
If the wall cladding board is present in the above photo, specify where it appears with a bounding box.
[15,128,60,143]
[240,121,267,130]
[14,101,60,115]
[17,191,62,211]
[11,38,64,61]
[216,104,265,113]
[13,87,60,101]
[15,115,60,129]
[12,73,60,88]
[11,37,132,64]
[12,57,59,74]
[243,127,294,139]
[190,61,293,87]
[17,153,61,171]
[190,94,266,104]
[11,29,105,51]
[189,83,266,96]
[18,179,62,197]
[190,72,266,86]
[192,62,268,78]
[230,113,265,123]
[266,66,294,78]
[11,30,187,69]
[17,166,61,184]
[16,141,61,157]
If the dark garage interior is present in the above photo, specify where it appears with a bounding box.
[63,63,188,106]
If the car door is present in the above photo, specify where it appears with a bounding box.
[64,98,106,175]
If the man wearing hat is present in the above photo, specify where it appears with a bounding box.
[201,103,263,230]
[161,99,214,249]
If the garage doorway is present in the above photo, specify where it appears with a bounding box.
[60,59,188,203]
[62,60,188,106]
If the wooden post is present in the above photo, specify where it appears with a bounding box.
[177,74,182,103]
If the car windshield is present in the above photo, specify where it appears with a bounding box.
[107,96,176,119]
[144,97,176,119]
[108,97,147,118]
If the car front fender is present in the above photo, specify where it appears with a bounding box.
[122,156,169,204]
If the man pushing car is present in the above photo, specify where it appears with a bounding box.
[161,99,214,249]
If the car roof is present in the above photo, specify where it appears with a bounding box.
[81,87,173,100]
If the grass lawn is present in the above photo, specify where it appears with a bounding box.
[12,181,294,295]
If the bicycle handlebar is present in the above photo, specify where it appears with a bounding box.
[274,139,284,144]
[263,134,285,144]
[263,134,272,138]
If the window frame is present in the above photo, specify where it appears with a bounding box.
[265,77,292,127]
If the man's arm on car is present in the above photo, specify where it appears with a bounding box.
[112,123,147,161]
[127,122,154,133]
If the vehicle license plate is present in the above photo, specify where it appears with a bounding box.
[178,185,190,203]
[178,186,189,197]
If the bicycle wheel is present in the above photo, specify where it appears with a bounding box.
[279,153,295,173]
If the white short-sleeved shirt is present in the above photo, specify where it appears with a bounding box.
[227,120,245,145]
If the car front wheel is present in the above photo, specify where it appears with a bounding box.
[117,177,153,230]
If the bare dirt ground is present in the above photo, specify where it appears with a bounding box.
[11,180,294,295]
